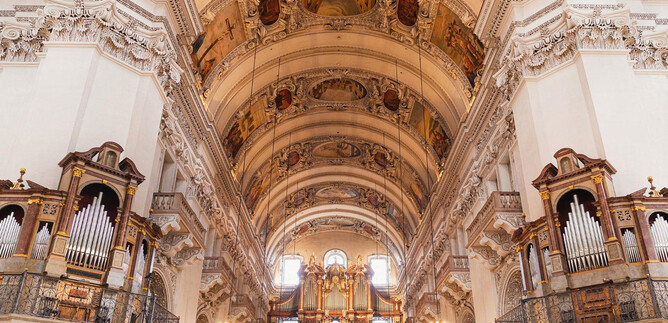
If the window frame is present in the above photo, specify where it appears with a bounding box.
[368,254,391,286]
[278,254,303,287]
[324,249,348,268]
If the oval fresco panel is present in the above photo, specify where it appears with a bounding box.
[259,0,280,25]
[275,89,292,110]
[373,151,388,168]
[316,186,358,200]
[397,0,418,26]
[313,142,361,159]
[286,151,300,167]
[310,78,367,101]
[382,89,400,111]
[302,0,375,16]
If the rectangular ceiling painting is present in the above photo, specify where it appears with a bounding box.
[190,2,247,79]
[430,3,484,86]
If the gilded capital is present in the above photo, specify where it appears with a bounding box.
[539,190,551,200]
[126,185,138,195]
[72,167,86,178]
[591,174,604,184]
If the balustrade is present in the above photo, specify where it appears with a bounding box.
[151,192,206,246]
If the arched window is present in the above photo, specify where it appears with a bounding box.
[324,249,347,267]
[279,255,303,286]
[369,255,390,286]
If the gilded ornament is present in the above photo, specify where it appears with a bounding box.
[72,167,86,177]
[127,185,138,195]
[539,190,550,200]
[590,174,604,184]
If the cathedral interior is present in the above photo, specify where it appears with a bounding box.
[0,0,668,322]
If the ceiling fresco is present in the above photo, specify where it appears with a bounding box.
[269,217,403,265]
[302,0,376,16]
[268,182,415,239]
[430,3,485,86]
[220,69,452,165]
[190,1,246,79]
[243,136,427,212]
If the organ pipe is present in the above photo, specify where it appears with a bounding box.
[562,195,608,273]
[651,215,668,262]
[622,229,641,263]
[0,212,20,258]
[30,223,51,259]
[527,244,540,289]
[65,192,114,270]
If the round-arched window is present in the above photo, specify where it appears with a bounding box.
[324,249,347,268]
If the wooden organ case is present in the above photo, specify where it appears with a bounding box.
[269,256,402,323]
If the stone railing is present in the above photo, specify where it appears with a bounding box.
[437,255,469,284]
[152,192,206,246]
[202,257,234,282]
[467,191,522,240]
[231,294,256,319]
[0,272,179,322]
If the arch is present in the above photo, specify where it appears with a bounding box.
[324,249,347,267]
[552,186,597,213]
[499,269,523,315]
[78,183,121,221]
[196,313,211,323]
[0,204,25,225]
[556,189,597,236]
[150,270,171,311]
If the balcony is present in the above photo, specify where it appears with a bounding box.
[151,192,206,252]
[467,191,523,241]
[230,294,256,322]
[0,272,178,322]
[415,293,438,321]
[201,257,234,294]
[437,256,471,293]
[496,278,668,323]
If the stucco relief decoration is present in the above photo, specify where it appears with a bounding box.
[222,69,450,167]
[201,0,476,96]
[244,136,427,212]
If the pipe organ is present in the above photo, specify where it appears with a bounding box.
[65,192,115,271]
[562,195,608,273]
[0,212,20,259]
[269,256,401,323]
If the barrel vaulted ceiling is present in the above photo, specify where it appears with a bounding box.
[188,0,486,265]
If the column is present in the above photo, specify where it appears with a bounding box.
[44,166,85,277]
[591,174,624,265]
[106,184,137,288]
[540,190,567,292]
[127,229,144,292]
[5,196,42,273]
[12,197,41,257]
[632,205,656,262]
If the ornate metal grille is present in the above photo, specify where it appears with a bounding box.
[495,278,668,323]
[0,272,178,323]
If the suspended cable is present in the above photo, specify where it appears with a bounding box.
[395,58,411,317]
[260,57,281,301]
[279,131,292,296]
[418,37,441,320]
[230,36,259,300]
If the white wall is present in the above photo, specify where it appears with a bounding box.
[0,44,166,216]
